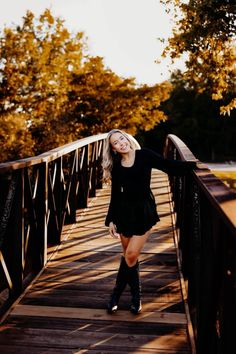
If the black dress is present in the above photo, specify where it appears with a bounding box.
[105,148,195,237]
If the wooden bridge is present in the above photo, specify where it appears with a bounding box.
[0,134,235,354]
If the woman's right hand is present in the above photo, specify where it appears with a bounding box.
[109,222,120,238]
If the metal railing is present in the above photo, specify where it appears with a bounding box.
[1,131,235,354]
[164,134,236,354]
[0,133,107,316]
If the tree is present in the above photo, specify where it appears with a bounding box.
[0,113,35,162]
[140,71,236,161]
[66,56,171,136]
[0,9,85,160]
[0,9,171,162]
[0,10,84,118]
[160,0,236,115]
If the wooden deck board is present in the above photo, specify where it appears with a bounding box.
[0,171,194,353]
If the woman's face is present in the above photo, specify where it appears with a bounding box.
[109,132,131,154]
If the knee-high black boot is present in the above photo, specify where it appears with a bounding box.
[107,256,128,314]
[128,261,142,314]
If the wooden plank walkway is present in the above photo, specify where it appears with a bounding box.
[0,170,194,354]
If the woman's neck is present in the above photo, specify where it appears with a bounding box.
[121,149,135,166]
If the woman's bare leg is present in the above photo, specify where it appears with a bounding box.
[119,234,131,254]
[124,230,150,267]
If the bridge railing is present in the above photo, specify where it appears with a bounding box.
[165,134,236,354]
[0,133,107,316]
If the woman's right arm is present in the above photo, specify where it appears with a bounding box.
[105,178,115,227]
[108,221,119,238]
[105,170,120,238]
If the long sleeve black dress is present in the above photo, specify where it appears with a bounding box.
[105,148,195,237]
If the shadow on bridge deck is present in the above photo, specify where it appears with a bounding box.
[0,170,194,353]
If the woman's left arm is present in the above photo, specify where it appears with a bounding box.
[144,148,197,176]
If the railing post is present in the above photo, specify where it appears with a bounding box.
[190,182,201,347]
[89,142,97,198]
[24,168,42,274]
[96,140,104,190]
[220,222,236,353]
[48,158,63,245]
[8,170,24,298]
[37,162,48,267]
[77,146,89,208]
[65,151,77,225]
[196,195,221,353]
[179,175,191,277]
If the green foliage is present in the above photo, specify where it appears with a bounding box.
[160,0,236,115]
[66,56,171,135]
[0,10,84,119]
[139,71,236,161]
[212,171,236,192]
[0,10,170,162]
[0,113,35,161]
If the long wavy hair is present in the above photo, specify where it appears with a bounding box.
[102,129,140,183]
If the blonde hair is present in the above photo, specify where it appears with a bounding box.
[102,129,140,183]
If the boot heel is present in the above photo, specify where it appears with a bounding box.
[130,300,142,314]
[107,293,119,314]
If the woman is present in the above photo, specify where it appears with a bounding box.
[102,129,196,315]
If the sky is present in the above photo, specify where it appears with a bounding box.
[0,0,185,85]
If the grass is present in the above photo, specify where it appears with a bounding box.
[212,171,236,192]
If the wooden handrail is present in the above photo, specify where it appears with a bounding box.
[166,134,236,230]
[166,134,198,161]
[0,133,108,173]
[165,134,236,354]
